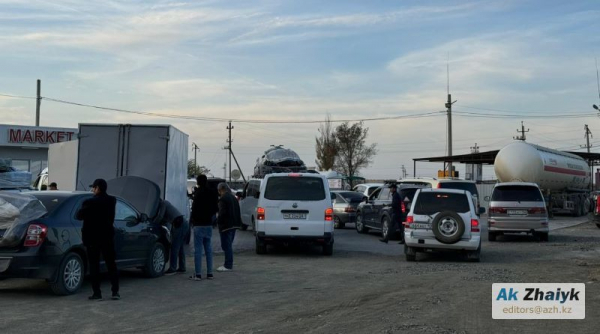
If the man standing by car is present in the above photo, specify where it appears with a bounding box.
[189,175,219,281]
[216,182,242,272]
[379,184,403,244]
[48,182,58,190]
[76,179,120,300]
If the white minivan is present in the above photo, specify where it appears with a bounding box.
[239,179,262,231]
[255,173,334,255]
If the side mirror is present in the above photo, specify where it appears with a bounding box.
[139,213,149,222]
[362,196,368,203]
[484,196,491,202]
[479,207,486,215]
[254,191,260,199]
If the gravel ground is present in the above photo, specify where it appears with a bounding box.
[1,218,599,333]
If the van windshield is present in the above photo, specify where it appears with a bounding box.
[414,192,470,215]
[438,182,478,197]
[492,186,543,202]
[265,177,326,201]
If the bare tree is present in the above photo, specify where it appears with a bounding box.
[315,114,338,171]
[334,121,377,187]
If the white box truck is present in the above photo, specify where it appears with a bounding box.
[48,124,189,219]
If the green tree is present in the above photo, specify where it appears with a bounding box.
[333,121,377,187]
[187,159,210,178]
[315,114,338,171]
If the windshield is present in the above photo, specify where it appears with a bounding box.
[492,186,544,202]
[399,189,419,202]
[265,177,325,201]
[438,182,478,197]
[414,192,470,215]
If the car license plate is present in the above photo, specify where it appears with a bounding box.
[412,223,431,229]
[283,213,307,220]
[507,210,527,215]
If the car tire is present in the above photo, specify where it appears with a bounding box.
[241,224,249,231]
[50,252,84,296]
[256,237,267,255]
[334,216,344,229]
[431,211,465,244]
[143,243,166,278]
[251,216,256,235]
[404,244,416,262]
[356,213,369,234]
[539,233,549,242]
[488,232,497,242]
[466,246,481,262]
[323,241,333,256]
[381,215,396,241]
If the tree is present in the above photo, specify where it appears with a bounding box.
[333,121,377,187]
[187,159,210,178]
[315,114,338,171]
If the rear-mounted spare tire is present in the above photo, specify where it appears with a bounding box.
[432,211,465,244]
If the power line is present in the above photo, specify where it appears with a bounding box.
[0,93,37,100]
[453,110,597,119]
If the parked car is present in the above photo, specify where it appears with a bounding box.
[0,177,175,295]
[239,179,262,231]
[352,183,383,198]
[330,191,364,229]
[355,183,423,240]
[254,173,333,255]
[397,178,481,215]
[404,188,482,262]
[486,182,549,241]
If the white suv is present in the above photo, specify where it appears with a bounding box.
[404,188,482,262]
[255,173,334,255]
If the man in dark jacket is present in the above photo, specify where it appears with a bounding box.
[188,175,219,280]
[380,184,403,244]
[216,182,242,272]
[76,179,119,300]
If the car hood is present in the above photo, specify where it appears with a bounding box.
[107,176,161,219]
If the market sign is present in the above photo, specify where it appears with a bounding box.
[0,124,77,148]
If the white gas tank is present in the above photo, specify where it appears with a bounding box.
[494,141,590,191]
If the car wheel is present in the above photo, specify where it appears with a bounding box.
[143,243,166,278]
[50,252,84,295]
[323,240,333,256]
[256,236,267,255]
[356,213,369,234]
[431,211,465,244]
[241,224,249,231]
[466,246,481,262]
[539,232,549,242]
[404,244,416,262]
[488,232,497,242]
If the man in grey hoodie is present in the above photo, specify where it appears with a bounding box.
[216,183,242,272]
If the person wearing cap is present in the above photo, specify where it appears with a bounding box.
[48,182,58,191]
[379,184,403,244]
[76,179,120,301]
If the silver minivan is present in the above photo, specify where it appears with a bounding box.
[486,182,549,242]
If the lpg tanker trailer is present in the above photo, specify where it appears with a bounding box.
[494,141,591,216]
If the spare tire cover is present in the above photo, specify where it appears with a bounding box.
[107,176,161,219]
[431,211,465,244]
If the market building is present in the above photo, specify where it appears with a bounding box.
[0,124,77,179]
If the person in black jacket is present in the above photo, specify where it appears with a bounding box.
[216,182,242,272]
[380,184,402,244]
[189,175,219,281]
[76,179,119,300]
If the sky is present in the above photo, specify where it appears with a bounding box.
[1,0,599,180]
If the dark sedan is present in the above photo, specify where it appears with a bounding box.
[356,184,424,240]
[331,191,365,229]
[0,191,172,295]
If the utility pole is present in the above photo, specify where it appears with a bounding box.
[445,93,456,176]
[35,79,41,126]
[582,124,594,191]
[514,121,529,141]
[223,162,226,180]
[191,142,200,175]
[226,121,233,183]
[400,165,407,179]
[470,143,480,153]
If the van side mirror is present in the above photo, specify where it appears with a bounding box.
[254,191,260,199]
[484,196,491,202]
[479,207,486,215]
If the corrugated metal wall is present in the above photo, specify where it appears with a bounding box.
[477,181,497,210]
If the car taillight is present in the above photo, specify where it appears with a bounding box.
[489,207,507,214]
[24,223,48,247]
[288,173,301,177]
[436,183,441,188]
[528,207,546,214]
[257,207,266,220]
[325,208,333,221]
[471,219,480,232]
[344,207,356,213]
[596,197,600,214]
[404,215,414,228]
[401,202,406,214]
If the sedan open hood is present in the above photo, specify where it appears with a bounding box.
[107,176,161,219]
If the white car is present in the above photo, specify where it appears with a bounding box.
[404,188,482,262]
[255,173,334,255]
[353,183,383,198]
[239,179,262,231]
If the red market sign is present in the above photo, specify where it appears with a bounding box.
[8,129,75,145]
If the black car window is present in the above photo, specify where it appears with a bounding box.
[264,177,326,201]
[438,182,479,197]
[369,187,382,200]
[338,192,364,203]
[35,196,68,214]
[414,192,470,215]
[399,189,419,202]
[115,201,138,222]
[378,187,391,200]
[242,182,250,197]
[492,186,544,202]
[367,187,379,196]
